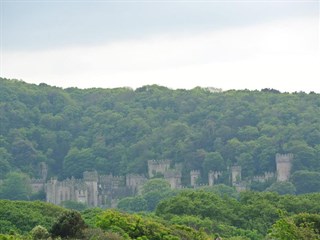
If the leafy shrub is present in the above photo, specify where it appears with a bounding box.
[30,225,49,240]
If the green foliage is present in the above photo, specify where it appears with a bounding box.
[291,170,320,194]
[63,147,96,178]
[141,179,171,195]
[0,148,12,178]
[0,234,29,240]
[0,200,65,234]
[30,225,49,240]
[200,184,239,198]
[81,208,104,228]
[156,190,237,224]
[117,197,147,212]
[83,228,123,240]
[117,179,175,212]
[50,210,86,239]
[0,172,32,200]
[267,213,320,240]
[96,209,210,240]
[265,181,296,195]
[61,200,88,211]
[155,190,320,238]
[169,215,213,233]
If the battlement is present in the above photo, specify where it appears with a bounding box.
[276,153,293,163]
[31,178,45,184]
[164,170,182,179]
[231,165,242,172]
[253,172,275,182]
[148,159,171,178]
[208,171,222,176]
[126,174,147,190]
[83,171,99,182]
[148,159,171,164]
[190,170,201,175]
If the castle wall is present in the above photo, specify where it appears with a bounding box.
[44,154,293,207]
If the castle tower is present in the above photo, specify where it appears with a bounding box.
[231,165,241,186]
[147,160,171,178]
[83,171,99,207]
[126,174,147,194]
[164,170,182,189]
[208,171,222,186]
[190,170,201,187]
[276,153,293,182]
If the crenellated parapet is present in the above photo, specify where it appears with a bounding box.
[253,172,275,182]
[276,153,294,163]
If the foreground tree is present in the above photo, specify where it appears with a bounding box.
[50,210,86,239]
[267,213,320,240]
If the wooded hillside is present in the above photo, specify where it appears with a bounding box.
[1,78,319,190]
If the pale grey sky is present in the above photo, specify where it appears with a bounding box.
[1,0,320,92]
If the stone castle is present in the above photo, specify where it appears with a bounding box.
[30,153,293,207]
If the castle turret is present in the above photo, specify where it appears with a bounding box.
[231,165,241,186]
[164,170,182,189]
[190,170,201,187]
[208,171,222,186]
[276,153,293,182]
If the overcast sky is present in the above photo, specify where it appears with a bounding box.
[1,0,319,92]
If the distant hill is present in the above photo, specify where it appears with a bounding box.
[0,78,319,188]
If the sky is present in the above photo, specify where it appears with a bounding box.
[1,0,320,92]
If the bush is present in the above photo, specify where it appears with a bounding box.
[30,225,49,240]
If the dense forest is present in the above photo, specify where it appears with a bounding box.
[0,78,320,192]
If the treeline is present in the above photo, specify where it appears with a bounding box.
[1,190,320,239]
[1,78,320,190]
